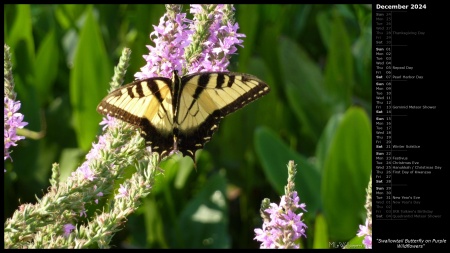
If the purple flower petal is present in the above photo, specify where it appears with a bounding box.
[63,223,76,237]
[115,184,129,199]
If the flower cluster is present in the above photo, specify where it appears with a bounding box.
[254,161,307,249]
[134,6,192,79]
[135,4,245,79]
[357,218,372,249]
[4,97,28,162]
[187,4,245,73]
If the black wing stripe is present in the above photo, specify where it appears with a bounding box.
[188,85,205,112]
[216,74,225,88]
[198,74,210,87]
[226,75,234,87]
[126,86,136,98]
[148,79,166,104]
[135,82,144,97]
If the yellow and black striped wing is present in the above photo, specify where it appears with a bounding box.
[96,77,175,157]
[175,72,270,160]
[97,71,270,162]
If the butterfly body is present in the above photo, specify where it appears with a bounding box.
[97,71,270,162]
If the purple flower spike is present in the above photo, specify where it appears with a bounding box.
[254,161,307,249]
[135,11,192,79]
[4,97,28,163]
[188,4,245,73]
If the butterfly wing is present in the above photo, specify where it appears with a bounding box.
[176,72,270,160]
[97,77,175,158]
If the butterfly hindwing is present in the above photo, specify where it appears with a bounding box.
[97,71,270,162]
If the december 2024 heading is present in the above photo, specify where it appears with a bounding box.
[376,4,427,10]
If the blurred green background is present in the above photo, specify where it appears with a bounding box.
[4,4,372,249]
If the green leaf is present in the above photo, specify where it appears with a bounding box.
[6,4,35,67]
[55,4,86,30]
[286,4,309,39]
[142,198,169,248]
[321,107,371,240]
[345,235,365,249]
[312,213,330,249]
[35,29,59,106]
[316,11,332,50]
[259,20,283,81]
[236,4,259,72]
[323,12,354,110]
[278,37,331,143]
[353,18,372,102]
[152,154,194,193]
[70,6,112,151]
[315,113,343,173]
[56,5,86,69]
[58,148,85,181]
[177,173,230,248]
[127,5,165,80]
[150,155,183,194]
[5,4,40,131]
[261,4,283,23]
[254,126,321,214]
[174,157,195,190]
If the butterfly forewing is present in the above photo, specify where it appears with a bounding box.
[175,72,270,160]
[97,77,175,155]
